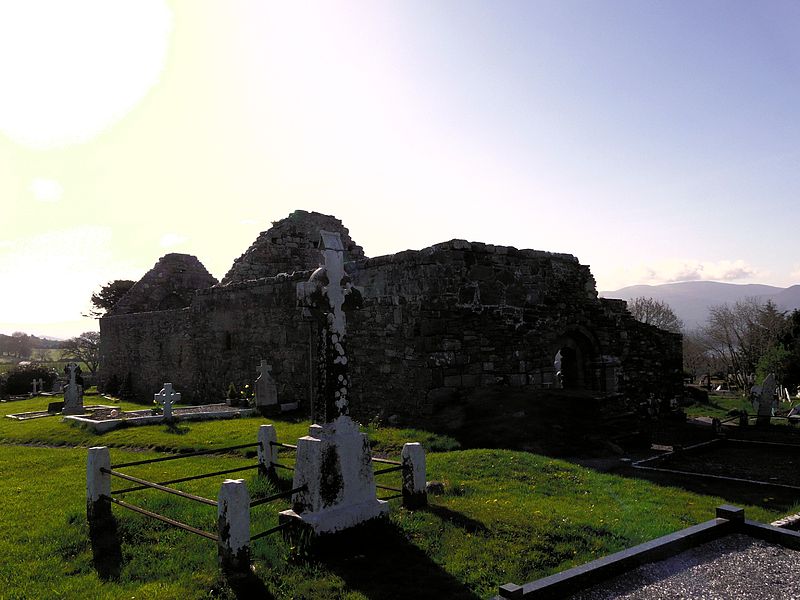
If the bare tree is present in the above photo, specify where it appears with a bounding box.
[627,297,684,333]
[683,329,710,382]
[61,332,101,375]
[702,299,787,390]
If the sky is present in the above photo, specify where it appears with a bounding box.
[2,0,800,339]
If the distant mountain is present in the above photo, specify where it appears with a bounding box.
[600,281,800,329]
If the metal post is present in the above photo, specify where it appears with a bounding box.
[257,424,278,483]
[217,479,250,574]
[87,446,111,523]
[401,443,427,509]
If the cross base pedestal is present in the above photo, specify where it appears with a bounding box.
[281,416,389,535]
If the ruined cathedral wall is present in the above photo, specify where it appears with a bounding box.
[190,273,313,405]
[99,308,197,402]
[98,235,683,420]
[599,299,683,400]
[345,241,609,423]
[345,241,683,424]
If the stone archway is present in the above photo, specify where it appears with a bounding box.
[552,327,603,391]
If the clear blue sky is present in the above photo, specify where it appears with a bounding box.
[1,0,799,337]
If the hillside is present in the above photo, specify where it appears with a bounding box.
[601,281,800,329]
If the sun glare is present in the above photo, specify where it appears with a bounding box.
[0,0,172,149]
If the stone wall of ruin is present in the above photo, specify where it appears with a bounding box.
[111,253,218,316]
[99,238,683,427]
[221,210,364,285]
[344,241,683,424]
[99,308,198,400]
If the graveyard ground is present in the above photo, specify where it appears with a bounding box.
[0,394,792,600]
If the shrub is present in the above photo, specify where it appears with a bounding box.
[4,365,57,395]
[118,372,134,401]
[103,374,121,396]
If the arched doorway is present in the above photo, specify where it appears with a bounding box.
[552,328,602,391]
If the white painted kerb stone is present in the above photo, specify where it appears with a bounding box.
[86,446,111,521]
[401,442,427,508]
[257,424,277,480]
[217,479,250,571]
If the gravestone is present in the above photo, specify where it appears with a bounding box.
[154,383,180,420]
[254,360,278,411]
[31,379,38,395]
[280,230,387,535]
[62,363,84,415]
[756,373,777,426]
[52,378,63,394]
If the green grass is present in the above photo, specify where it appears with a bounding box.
[684,392,753,419]
[0,395,790,599]
[0,396,458,458]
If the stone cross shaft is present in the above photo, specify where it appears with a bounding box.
[154,383,181,419]
[67,363,78,387]
[298,230,363,424]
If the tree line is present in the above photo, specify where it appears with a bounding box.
[628,296,800,393]
[0,331,100,375]
[0,280,133,373]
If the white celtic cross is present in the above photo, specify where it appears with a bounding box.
[154,383,181,419]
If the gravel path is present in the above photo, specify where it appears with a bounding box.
[569,534,800,600]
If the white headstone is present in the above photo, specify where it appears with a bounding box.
[31,379,38,395]
[62,363,84,415]
[757,373,777,425]
[254,360,278,408]
[154,383,181,419]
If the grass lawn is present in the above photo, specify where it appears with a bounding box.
[684,391,753,419]
[0,395,790,599]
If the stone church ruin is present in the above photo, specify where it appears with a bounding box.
[99,210,682,430]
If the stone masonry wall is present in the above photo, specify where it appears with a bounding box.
[111,253,218,315]
[99,224,683,426]
[343,241,683,424]
[221,210,365,285]
[99,308,198,401]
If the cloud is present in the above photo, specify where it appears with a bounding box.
[30,178,63,202]
[160,233,187,248]
[635,259,758,284]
